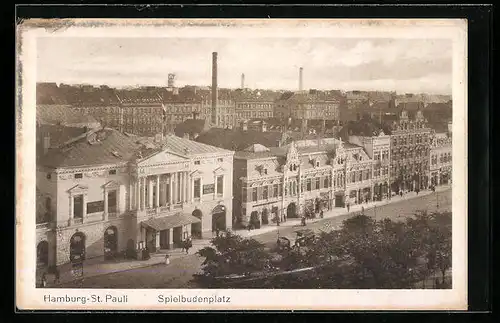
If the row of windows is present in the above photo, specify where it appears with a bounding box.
[348,169,372,183]
[431,152,452,165]
[373,150,390,161]
[392,149,430,160]
[236,103,273,110]
[243,177,331,202]
[67,169,117,180]
[192,176,224,199]
[392,134,429,146]
[236,111,273,118]
[373,167,389,177]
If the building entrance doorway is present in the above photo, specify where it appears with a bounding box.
[212,205,227,232]
[191,209,202,239]
[287,203,297,218]
[104,226,118,260]
[70,232,86,262]
[160,230,170,249]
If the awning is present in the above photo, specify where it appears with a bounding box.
[141,213,201,231]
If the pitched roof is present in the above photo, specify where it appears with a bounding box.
[38,128,142,168]
[37,105,101,128]
[195,128,283,151]
[37,124,86,148]
[160,134,233,156]
[174,119,208,137]
[244,144,270,153]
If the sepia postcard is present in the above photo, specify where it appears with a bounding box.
[16,18,468,310]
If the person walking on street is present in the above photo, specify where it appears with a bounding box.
[164,253,170,265]
[347,203,350,212]
[41,272,47,288]
[361,206,365,215]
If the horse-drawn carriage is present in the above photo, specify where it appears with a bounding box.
[294,229,317,247]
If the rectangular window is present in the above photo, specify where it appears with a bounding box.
[263,186,268,200]
[194,160,200,165]
[74,173,83,179]
[273,184,279,197]
[306,179,312,191]
[194,179,201,198]
[252,187,258,202]
[315,177,320,190]
[107,190,117,213]
[216,175,224,196]
[217,158,223,162]
[109,169,116,175]
[73,194,83,219]
[289,182,293,195]
[324,177,329,188]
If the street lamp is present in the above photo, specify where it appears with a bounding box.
[436,189,439,210]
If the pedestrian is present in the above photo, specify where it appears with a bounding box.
[361,206,365,214]
[41,272,47,288]
[400,191,403,197]
[215,227,220,238]
[247,223,251,232]
[164,253,170,265]
[347,203,350,212]
[185,238,192,254]
[320,210,324,218]
[54,268,60,285]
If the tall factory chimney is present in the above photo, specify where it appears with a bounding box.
[299,67,304,91]
[211,52,218,126]
[241,73,245,89]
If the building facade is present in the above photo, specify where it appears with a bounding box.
[233,138,383,228]
[36,130,233,269]
[233,90,278,124]
[388,110,431,194]
[348,132,392,201]
[429,132,452,187]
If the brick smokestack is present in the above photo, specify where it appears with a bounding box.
[211,52,218,126]
[299,67,303,91]
[241,73,245,89]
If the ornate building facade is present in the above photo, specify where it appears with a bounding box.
[348,132,392,201]
[36,130,233,269]
[233,138,382,228]
[429,132,452,187]
[389,110,431,194]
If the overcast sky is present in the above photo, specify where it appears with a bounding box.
[37,37,452,94]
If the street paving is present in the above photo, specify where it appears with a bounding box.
[56,189,451,289]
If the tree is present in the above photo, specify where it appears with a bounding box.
[196,231,272,281]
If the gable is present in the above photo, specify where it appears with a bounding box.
[138,149,189,167]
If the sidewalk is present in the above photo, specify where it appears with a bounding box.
[236,184,452,238]
[45,238,211,287]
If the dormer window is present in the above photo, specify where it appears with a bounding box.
[316,161,320,167]
[293,165,297,171]
[74,173,83,179]
[109,169,116,175]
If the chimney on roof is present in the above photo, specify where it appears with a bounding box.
[241,73,245,89]
[211,52,218,126]
[299,67,304,91]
